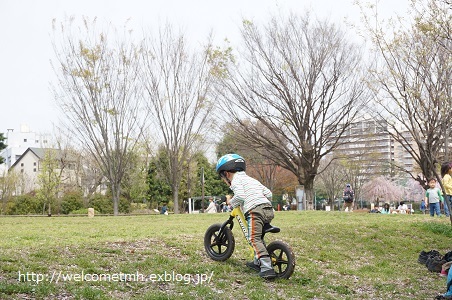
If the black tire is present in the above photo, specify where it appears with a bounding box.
[267,240,296,279]
[204,223,235,261]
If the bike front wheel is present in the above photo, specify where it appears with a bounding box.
[204,223,235,261]
[267,240,296,279]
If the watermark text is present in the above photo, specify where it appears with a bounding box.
[18,270,213,285]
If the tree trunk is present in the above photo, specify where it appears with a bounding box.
[304,181,315,210]
[173,185,179,214]
[112,184,120,216]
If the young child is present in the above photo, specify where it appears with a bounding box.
[441,162,452,217]
[425,178,443,217]
[216,153,276,279]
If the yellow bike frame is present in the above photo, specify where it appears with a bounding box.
[230,206,255,259]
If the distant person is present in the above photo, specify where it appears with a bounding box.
[381,203,391,214]
[205,197,217,213]
[397,201,408,214]
[369,206,380,213]
[342,184,354,212]
[441,162,452,217]
[420,200,426,214]
[425,178,443,217]
[160,203,168,215]
[219,195,227,212]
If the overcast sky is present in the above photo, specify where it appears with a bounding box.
[0,0,409,135]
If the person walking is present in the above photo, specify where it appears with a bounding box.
[342,184,354,212]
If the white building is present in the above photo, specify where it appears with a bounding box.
[9,147,79,194]
[0,125,51,173]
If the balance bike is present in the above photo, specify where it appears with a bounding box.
[204,206,295,279]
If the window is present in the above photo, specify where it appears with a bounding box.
[20,163,24,167]
[33,168,36,172]
[33,162,36,166]
[24,139,27,142]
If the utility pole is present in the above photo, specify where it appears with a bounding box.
[201,167,205,212]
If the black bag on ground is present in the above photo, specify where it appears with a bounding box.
[418,250,441,265]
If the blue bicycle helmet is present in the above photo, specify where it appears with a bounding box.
[216,154,246,174]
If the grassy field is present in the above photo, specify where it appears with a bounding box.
[0,211,451,300]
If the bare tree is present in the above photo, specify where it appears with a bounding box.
[316,156,347,211]
[412,0,451,54]
[141,25,215,213]
[360,1,451,188]
[412,0,452,166]
[36,149,61,216]
[51,17,147,215]
[214,14,369,209]
[0,170,21,214]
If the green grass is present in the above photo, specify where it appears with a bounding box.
[0,211,451,299]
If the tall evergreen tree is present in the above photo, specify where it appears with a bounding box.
[0,133,7,164]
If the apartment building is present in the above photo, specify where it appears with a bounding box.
[330,118,416,178]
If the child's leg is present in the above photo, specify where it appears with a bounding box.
[246,205,274,267]
[431,204,435,216]
[436,203,442,217]
[445,199,450,217]
[246,205,276,279]
[446,196,452,217]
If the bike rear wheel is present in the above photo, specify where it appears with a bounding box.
[204,223,235,261]
[267,240,296,279]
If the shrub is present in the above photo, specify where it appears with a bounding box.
[88,194,113,214]
[119,197,131,214]
[87,195,131,214]
[60,191,84,214]
[8,194,46,215]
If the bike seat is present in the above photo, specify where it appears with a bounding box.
[263,223,280,234]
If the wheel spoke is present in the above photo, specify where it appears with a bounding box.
[271,250,289,273]
[205,224,235,262]
[211,231,229,255]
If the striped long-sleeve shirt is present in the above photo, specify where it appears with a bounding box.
[229,171,272,213]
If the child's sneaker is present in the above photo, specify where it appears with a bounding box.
[245,261,260,272]
[259,269,276,280]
